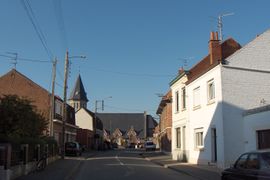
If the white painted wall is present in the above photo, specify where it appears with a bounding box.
[187,65,225,168]
[75,108,94,130]
[221,30,270,167]
[171,74,189,161]
[243,110,270,152]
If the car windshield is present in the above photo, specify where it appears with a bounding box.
[66,143,76,148]
[261,152,270,167]
[146,142,154,145]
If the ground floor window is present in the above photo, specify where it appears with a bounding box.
[194,128,204,149]
[257,129,270,149]
[176,127,181,148]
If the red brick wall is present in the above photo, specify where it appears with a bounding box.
[0,69,51,120]
[159,91,172,152]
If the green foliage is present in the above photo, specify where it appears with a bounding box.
[0,95,48,139]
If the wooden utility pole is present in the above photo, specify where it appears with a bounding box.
[61,51,69,159]
[49,59,57,137]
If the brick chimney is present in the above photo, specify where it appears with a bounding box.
[209,31,222,64]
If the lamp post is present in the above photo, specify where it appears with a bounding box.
[61,50,86,159]
[94,96,112,150]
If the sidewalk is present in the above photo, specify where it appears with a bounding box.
[16,150,98,180]
[141,152,221,180]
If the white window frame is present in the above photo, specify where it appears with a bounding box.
[207,79,215,103]
[194,128,204,150]
[193,86,201,109]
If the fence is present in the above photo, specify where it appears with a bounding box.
[0,143,59,180]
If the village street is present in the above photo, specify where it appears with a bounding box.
[16,149,220,180]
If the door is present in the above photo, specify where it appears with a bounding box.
[211,128,217,162]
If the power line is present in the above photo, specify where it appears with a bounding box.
[21,0,53,60]
[0,54,51,63]
[53,0,68,50]
[88,67,176,78]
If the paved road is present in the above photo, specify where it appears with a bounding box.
[16,150,198,180]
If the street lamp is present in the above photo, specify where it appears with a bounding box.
[61,51,86,159]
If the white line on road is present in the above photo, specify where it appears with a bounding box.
[115,155,124,166]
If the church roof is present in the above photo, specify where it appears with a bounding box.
[69,75,88,102]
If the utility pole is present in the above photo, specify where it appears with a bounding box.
[61,51,69,159]
[218,13,234,41]
[49,59,57,137]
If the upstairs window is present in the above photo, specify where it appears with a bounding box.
[207,79,215,103]
[193,86,200,109]
[175,91,179,112]
[181,87,186,110]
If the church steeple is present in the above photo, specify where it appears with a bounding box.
[68,74,88,111]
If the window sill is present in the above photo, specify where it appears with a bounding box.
[195,147,204,151]
[207,100,215,105]
[181,108,186,112]
[193,105,201,111]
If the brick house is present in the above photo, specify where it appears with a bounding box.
[156,90,172,152]
[0,69,78,145]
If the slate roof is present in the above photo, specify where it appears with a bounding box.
[96,113,157,138]
[69,75,88,102]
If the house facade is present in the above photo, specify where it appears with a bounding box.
[170,30,270,168]
[0,69,78,146]
[170,69,189,161]
[156,90,172,152]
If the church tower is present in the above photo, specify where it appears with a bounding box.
[68,74,88,112]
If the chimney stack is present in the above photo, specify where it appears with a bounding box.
[209,31,222,64]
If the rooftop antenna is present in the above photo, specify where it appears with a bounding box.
[6,52,18,69]
[218,13,234,41]
[177,57,194,69]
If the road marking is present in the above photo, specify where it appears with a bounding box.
[115,155,124,166]
[105,163,162,168]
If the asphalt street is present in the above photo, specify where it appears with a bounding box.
[16,150,203,180]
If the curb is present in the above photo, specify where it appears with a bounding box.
[140,153,210,180]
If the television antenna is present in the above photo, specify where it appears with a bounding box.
[177,57,194,69]
[218,13,234,41]
[6,52,18,69]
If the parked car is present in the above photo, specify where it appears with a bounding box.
[144,141,156,151]
[65,142,82,156]
[221,150,270,180]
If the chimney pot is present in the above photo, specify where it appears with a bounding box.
[210,32,215,40]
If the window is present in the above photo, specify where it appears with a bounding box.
[246,154,259,169]
[175,91,179,112]
[181,87,186,110]
[55,100,62,116]
[176,127,181,148]
[194,128,204,149]
[257,129,270,149]
[193,87,200,108]
[207,79,215,102]
[235,154,248,169]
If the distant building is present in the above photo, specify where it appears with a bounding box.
[156,90,172,152]
[68,74,103,149]
[97,113,157,147]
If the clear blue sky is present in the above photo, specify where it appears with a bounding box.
[1,0,270,118]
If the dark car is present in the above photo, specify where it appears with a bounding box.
[221,150,270,180]
[65,142,82,156]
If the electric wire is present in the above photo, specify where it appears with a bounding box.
[21,0,54,60]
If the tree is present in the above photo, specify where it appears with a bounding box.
[0,95,48,138]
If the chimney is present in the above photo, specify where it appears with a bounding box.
[209,31,222,64]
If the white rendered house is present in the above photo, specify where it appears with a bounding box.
[171,30,270,168]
